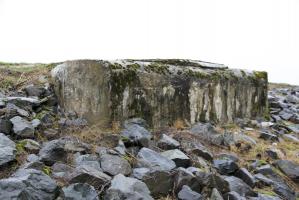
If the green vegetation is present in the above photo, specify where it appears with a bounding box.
[254,71,268,80]
[145,62,170,75]
[42,166,52,176]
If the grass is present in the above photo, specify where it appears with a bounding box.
[0,62,59,92]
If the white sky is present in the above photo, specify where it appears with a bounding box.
[0,0,298,85]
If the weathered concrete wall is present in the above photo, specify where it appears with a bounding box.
[51,59,268,128]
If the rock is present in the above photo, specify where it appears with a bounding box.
[39,139,67,165]
[136,147,176,171]
[39,137,91,165]
[0,168,58,199]
[60,183,99,200]
[20,139,41,154]
[10,116,35,138]
[124,118,149,129]
[174,167,202,193]
[206,174,230,194]
[25,85,46,98]
[121,124,152,147]
[215,153,239,162]
[75,154,102,171]
[223,191,246,200]
[69,165,111,188]
[6,103,30,117]
[274,160,299,184]
[235,168,256,188]
[100,153,132,176]
[51,163,74,180]
[43,128,59,140]
[223,176,257,197]
[157,134,180,150]
[177,185,203,200]
[254,173,274,187]
[282,134,299,143]
[0,133,16,167]
[31,118,41,128]
[248,193,282,200]
[104,174,153,200]
[265,148,284,160]
[0,118,12,134]
[133,167,174,196]
[52,60,268,128]
[210,188,224,200]
[213,159,239,175]
[161,149,191,168]
[259,131,279,142]
[0,96,40,110]
[181,140,213,161]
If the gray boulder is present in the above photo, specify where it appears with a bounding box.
[174,167,202,193]
[69,165,111,189]
[181,140,213,161]
[136,147,176,171]
[178,185,203,200]
[223,176,257,197]
[210,188,224,200]
[274,160,299,184]
[213,159,239,175]
[133,167,174,196]
[121,124,152,147]
[39,137,91,165]
[60,183,99,200]
[39,139,67,165]
[0,133,16,166]
[223,191,246,200]
[104,174,153,200]
[157,134,180,150]
[161,149,191,168]
[10,116,35,138]
[0,118,12,134]
[100,154,132,176]
[0,168,58,200]
[25,85,46,98]
[235,168,256,188]
[75,154,102,172]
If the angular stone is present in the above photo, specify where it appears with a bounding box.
[10,116,35,138]
[60,183,99,200]
[121,124,152,147]
[51,60,268,128]
[100,154,132,176]
[136,147,176,171]
[20,139,41,154]
[223,191,246,200]
[210,188,224,200]
[174,167,202,193]
[69,165,111,189]
[157,134,180,150]
[0,169,58,200]
[0,118,12,135]
[133,167,174,197]
[75,154,101,172]
[161,149,191,168]
[259,131,278,142]
[39,139,67,165]
[235,168,256,188]
[181,140,213,161]
[104,174,153,200]
[213,159,239,175]
[274,160,299,184]
[178,185,203,200]
[25,85,46,98]
[223,176,257,197]
[0,133,16,166]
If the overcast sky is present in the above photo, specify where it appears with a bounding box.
[0,0,298,85]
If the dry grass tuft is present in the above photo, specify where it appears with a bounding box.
[173,119,186,130]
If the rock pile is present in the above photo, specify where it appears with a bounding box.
[0,66,298,200]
